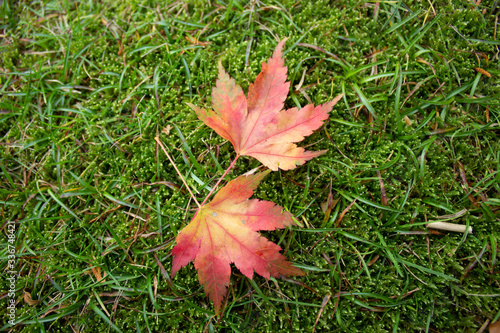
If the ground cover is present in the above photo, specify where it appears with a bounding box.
[1,0,499,332]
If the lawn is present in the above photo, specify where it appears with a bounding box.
[1,0,499,332]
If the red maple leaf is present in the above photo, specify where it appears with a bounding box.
[171,170,304,315]
[188,38,343,171]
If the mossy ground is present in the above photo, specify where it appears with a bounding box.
[1,0,499,332]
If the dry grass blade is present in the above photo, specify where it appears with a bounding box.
[312,293,331,333]
[155,136,200,208]
[336,198,357,227]
[473,67,491,77]
[376,170,388,206]
[426,222,472,233]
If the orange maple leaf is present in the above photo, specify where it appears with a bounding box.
[171,170,304,315]
[188,38,343,171]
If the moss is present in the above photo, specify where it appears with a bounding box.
[1,0,499,331]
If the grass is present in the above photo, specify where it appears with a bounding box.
[1,0,499,331]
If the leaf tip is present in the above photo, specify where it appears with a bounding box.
[273,37,289,58]
[170,264,179,279]
[323,93,344,113]
[329,93,344,107]
[217,60,226,77]
[290,266,306,277]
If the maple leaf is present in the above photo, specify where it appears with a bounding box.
[188,38,343,171]
[171,170,304,315]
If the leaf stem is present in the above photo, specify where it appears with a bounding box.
[155,136,201,208]
[200,154,240,207]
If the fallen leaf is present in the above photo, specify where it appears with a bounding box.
[23,290,41,306]
[39,303,69,318]
[162,125,172,135]
[171,170,304,315]
[490,320,500,333]
[90,265,106,283]
[188,38,343,171]
[403,115,412,126]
